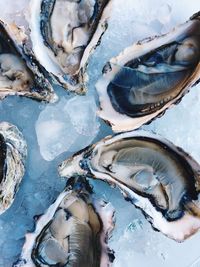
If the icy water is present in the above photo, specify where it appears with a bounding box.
[0,0,200,266]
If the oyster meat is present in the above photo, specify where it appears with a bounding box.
[59,130,200,242]
[0,21,57,102]
[15,177,115,267]
[96,12,200,132]
[28,0,113,93]
[0,122,27,215]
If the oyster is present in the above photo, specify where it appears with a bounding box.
[0,122,27,215]
[59,130,200,242]
[15,177,115,267]
[28,0,113,93]
[0,20,57,102]
[96,12,200,132]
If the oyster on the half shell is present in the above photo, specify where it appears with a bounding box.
[96,12,200,132]
[59,131,200,242]
[28,0,113,93]
[14,177,115,267]
[0,21,57,102]
[0,122,27,215]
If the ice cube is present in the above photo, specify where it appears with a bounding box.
[65,95,100,136]
[36,98,75,161]
[36,96,100,161]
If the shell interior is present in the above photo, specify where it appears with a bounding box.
[90,136,198,221]
[15,177,115,267]
[59,130,200,242]
[96,12,200,132]
[0,21,57,102]
[28,0,112,93]
[0,122,27,215]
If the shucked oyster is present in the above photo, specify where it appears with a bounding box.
[96,12,200,132]
[0,122,27,215]
[28,0,113,93]
[0,21,57,102]
[15,177,115,267]
[59,131,200,242]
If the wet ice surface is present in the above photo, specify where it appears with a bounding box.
[0,0,200,266]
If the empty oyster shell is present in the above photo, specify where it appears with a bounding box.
[0,122,27,215]
[59,130,200,242]
[96,12,200,132]
[0,21,57,102]
[15,177,115,267]
[28,0,113,93]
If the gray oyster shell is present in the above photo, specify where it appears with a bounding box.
[59,130,200,242]
[0,21,57,102]
[14,177,115,267]
[0,122,27,215]
[96,12,200,132]
[27,0,113,94]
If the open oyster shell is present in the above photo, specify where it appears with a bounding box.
[28,0,113,94]
[0,20,57,102]
[0,122,27,215]
[15,177,115,267]
[96,12,200,132]
[59,130,200,242]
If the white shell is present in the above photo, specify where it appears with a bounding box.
[0,122,27,215]
[28,0,113,94]
[15,179,115,266]
[96,12,200,132]
[0,21,57,102]
[59,130,200,242]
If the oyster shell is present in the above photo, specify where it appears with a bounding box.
[0,20,57,102]
[15,177,115,267]
[59,130,200,242]
[96,12,200,132]
[0,122,27,215]
[28,0,113,93]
